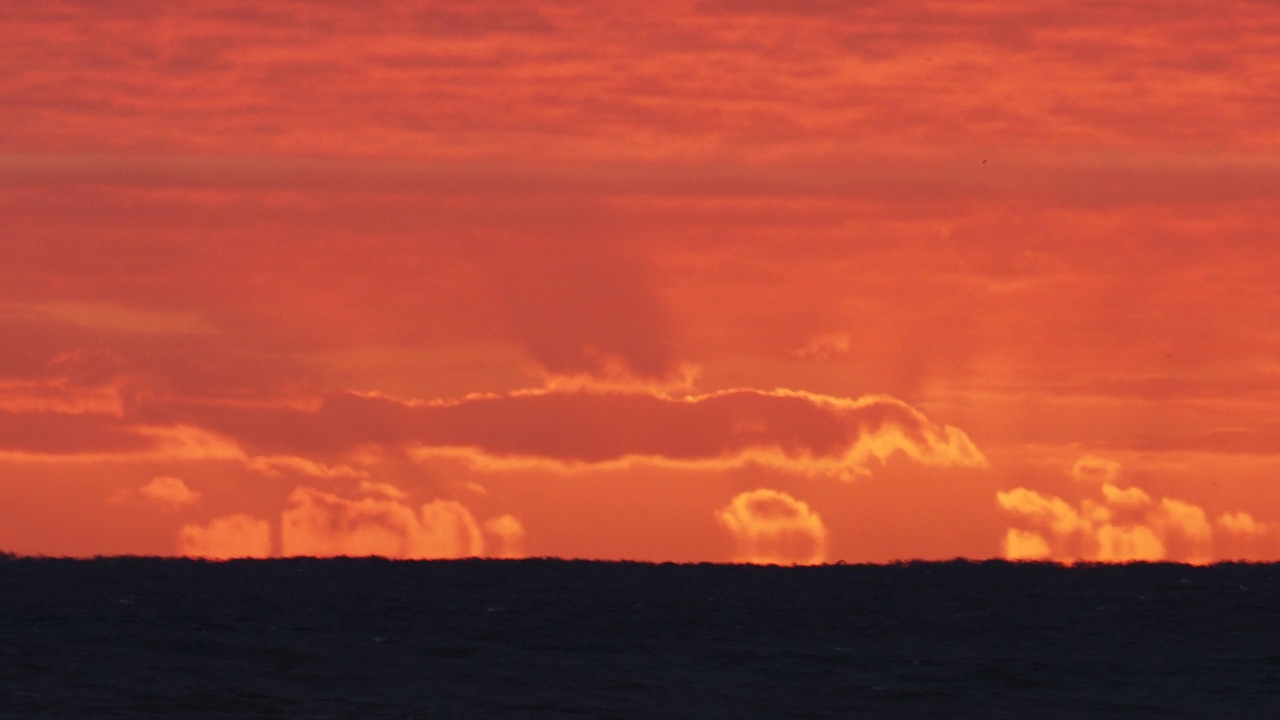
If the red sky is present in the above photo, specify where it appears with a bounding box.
[4,0,1280,563]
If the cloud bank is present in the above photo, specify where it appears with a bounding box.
[175,482,525,561]
[997,455,1273,564]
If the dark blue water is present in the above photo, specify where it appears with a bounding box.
[3,557,1279,718]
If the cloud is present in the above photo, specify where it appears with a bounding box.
[995,487,1088,537]
[715,488,827,565]
[1001,528,1051,561]
[0,301,212,336]
[279,485,485,559]
[177,514,271,559]
[1094,524,1164,563]
[137,476,201,509]
[0,349,126,415]
[790,332,854,361]
[1218,511,1269,537]
[1099,482,1150,508]
[482,514,526,559]
[1071,454,1122,484]
[161,387,985,478]
[998,456,1220,563]
[244,454,368,480]
[1215,511,1279,561]
[0,419,366,485]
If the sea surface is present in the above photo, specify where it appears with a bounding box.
[2,557,1279,718]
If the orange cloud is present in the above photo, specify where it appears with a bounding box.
[1094,525,1164,563]
[1001,528,1051,561]
[279,485,485,559]
[998,456,1217,564]
[1099,482,1151,508]
[1219,511,1270,537]
[1215,511,1279,561]
[137,476,200,509]
[716,488,827,565]
[482,514,526,559]
[790,332,853,361]
[177,514,271,559]
[0,368,124,416]
[995,487,1088,537]
[6,0,1279,564]
[1071,455,1122,484]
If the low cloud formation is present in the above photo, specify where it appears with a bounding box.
[279,485,486,559]
[1001,528,1052,561]
[138,476,201,509]
[171,483,523,560]
[1216,511,1280,560]
[108,476,201,510]
[482,514,527,559]
[177,514,271,559]
[716,488,827,565]
[997,456,1238,564]
[168,387,985,479]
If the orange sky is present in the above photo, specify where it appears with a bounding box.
[3,1,1280,563]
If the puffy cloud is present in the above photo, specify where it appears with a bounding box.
[137,476,200,509]
[482,514,526,559]
[1218,511,1269,537]
[1095,525,1164,563]
[1099,482,1150,508]
[177,514,271,559]
[1215,511,1279,561]
[1001,529,1051,561]
[995,488,1088,537]
[716,488,827,565]
[1154,499,1212,544]
[279,485,485,559]
[163,387,985,479]
[998,456,1219,563]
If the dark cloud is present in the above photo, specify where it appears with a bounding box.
[139,387,986,474]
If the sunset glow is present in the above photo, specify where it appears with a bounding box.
[4,1,1279,563]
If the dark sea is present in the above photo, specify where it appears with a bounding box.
[2,557,1279,718]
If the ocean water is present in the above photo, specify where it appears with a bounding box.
[2,557,1278,718]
